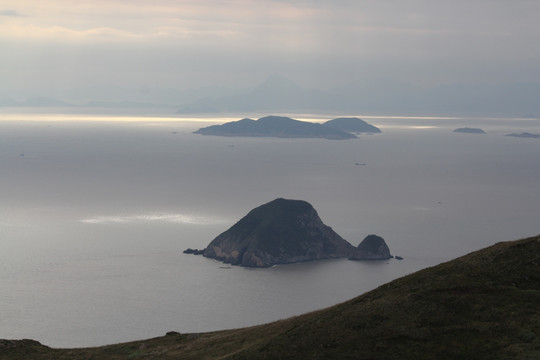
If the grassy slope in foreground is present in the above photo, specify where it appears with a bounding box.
[1,235,539,360]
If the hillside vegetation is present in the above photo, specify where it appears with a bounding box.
[1,235,539,359]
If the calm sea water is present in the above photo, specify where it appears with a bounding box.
[1,113,539,347]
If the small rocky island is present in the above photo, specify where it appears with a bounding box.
[185,198,392,267]
[323,117,381,133]
[350,234,392,260]
[453,127,486,134]
[193,115,358,140]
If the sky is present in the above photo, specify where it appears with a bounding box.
[1,0,540,102]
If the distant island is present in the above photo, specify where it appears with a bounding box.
[505,132,540,138]
[323,117,382,133]
[185,198,392,267]
[193,116,358,140]
[453,127,486,134]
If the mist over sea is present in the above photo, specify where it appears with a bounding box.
[1,113,539,347]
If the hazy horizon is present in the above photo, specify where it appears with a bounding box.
[2,1,540,106]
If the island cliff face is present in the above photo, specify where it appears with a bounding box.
[203,198,357,267]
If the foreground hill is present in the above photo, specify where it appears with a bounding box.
[2,235,539,359]
[193,115,357,139]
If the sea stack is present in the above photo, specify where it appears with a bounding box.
[202,198,356,267]
[349,234,392,260]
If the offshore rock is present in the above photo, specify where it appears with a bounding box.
[203,198,357,267]
[349,234,392,260]
[183,248,205,255]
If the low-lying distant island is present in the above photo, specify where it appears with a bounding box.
[505,132,540,138]
[193,116,381,140]
[184,198,392,267]
[453,127,486,134]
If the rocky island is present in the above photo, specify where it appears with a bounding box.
[193,115,357,139]
[186,198,392,267]
[323,117,381,133]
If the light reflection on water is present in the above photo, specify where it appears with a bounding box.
[79,212,231,225]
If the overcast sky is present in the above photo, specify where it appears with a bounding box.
[2,0,540,102]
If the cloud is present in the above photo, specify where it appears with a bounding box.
[1,24,149,42]
[80,213,230,225]
[0,9,23,16]
[0,1,315,39]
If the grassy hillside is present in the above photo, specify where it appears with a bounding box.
[2,235,539,359]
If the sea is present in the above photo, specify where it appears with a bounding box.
[0,111,539,347]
